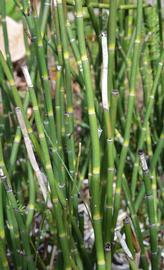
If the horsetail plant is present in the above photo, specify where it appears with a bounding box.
[138,150,159,269]
[0,0,163,269]
[75,1,105,268]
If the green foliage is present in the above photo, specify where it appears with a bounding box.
[0,1,163,270]
[6,0,22,20]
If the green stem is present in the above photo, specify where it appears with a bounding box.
[75,1,105,268]
[112,0,143,233]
